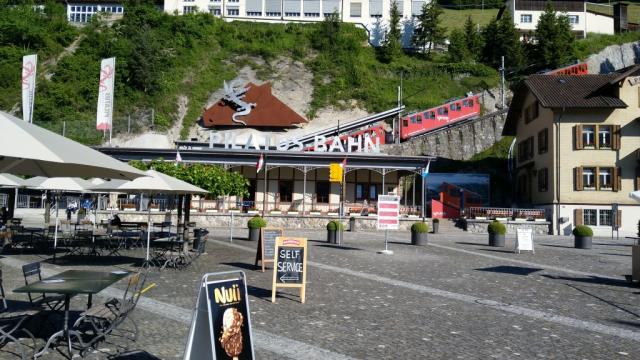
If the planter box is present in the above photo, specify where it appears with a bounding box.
[150,208,160,212]
[489,233,505,247]
[123,208,136,212]
[270,211,282,215]
[411,231,428,246]
[310,212,322,216]
[287,211,299,215]
[407,215,419,219]
[247,210,259,215]
[205,209,218,213]
[534,218,546,222]
[574,236,592,249]
[229,210,241,214]
[475,216,487,220]
[327,212,338,216]
[496,217,509,221]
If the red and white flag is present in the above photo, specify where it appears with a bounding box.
[256,154,264,173]
[340,157,347,168]
[175,150,182,163]
[97,57,115,131]
[22,54,37,123]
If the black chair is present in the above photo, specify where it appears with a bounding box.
[74,271,147,354]
[0,270,39,360]
[21,262,65,311]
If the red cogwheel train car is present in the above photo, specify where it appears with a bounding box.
[399,94,481,140]
[545,62,588,76]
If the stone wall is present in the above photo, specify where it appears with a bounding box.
[98,211,432,231]
[464,219,551,235]
[383,110,508,160]
[587,41,640,74]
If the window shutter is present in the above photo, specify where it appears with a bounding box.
[616,209,622,228]
[612,125,621,150]
[594,125,600,149]
[575,167,583,191]
[575,209,583,226]
[595,166,600,190]
[636,167,640,190]
[615,167,622,192]
[575,125,583,149]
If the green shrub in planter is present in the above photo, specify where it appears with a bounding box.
[326,220,344,231]
[247,215,267,229]
[572,225,593,237]
[487,220,506,235]
[411,222,430,233]
[432,218,440,223]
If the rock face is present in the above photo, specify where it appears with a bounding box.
[383,110,508,160]
[587,41,640,74]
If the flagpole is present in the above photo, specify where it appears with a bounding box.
[262,155,267,217]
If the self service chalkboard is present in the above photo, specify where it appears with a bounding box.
[254,227,283,272]
[271,237,308,303]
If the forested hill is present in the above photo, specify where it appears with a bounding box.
[0,2,499,144]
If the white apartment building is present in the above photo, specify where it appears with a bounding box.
[163,0,431,46]
[506,0,614,38]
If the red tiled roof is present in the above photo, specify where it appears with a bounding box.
[202,83,307,128]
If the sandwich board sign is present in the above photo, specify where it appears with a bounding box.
[184,271,255,360]
[254,227,283,272]
[377,194,400,230]
[271,237,308,303]
[515,228,534,254]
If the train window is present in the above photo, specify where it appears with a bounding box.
[450,104,455,111]
[430,111,435,118]
[410,116,417,124]
[468,99,474,107]
[416,115,422,124]
[403,119,408,127]
[456,103,462,111]
[438,107,448,115]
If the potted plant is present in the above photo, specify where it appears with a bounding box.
[432,218,440,234]
[488,220,506,247]
[326,220,344,244]
[573,225,593,249]
[247,207,259,215]
[310,208,322,216]
[411,222,429,245]
[247,215,267,242]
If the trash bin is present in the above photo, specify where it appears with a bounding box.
[193,228,209,251]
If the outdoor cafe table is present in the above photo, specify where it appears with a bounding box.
[13,269,130,358]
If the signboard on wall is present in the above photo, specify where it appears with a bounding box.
[377,195,400,230]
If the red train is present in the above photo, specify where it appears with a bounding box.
[544,62,588,75]
[399,94,481,140]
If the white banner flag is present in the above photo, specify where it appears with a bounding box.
[97,57,115,130]
[21,54,37,123]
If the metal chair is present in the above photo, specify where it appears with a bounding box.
[21,262,65,311]
[74,271,147,354]
[0,270,39,360]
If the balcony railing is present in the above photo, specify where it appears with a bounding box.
[464,207,546,220]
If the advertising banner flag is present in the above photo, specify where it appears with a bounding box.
[97,57,116,130]
[22,54,37,123]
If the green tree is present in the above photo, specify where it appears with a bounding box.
[378,0,402,63]
[412,2,445,56]
[481,14,524,69]
[463,16,482,60]
[447,29,468,62]
[534,2,575,68]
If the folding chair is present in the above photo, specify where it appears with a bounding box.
[74,271,147,354]
[21,262,65,311]
[0,270,39,360]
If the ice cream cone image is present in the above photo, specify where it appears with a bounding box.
[219,308,244,359]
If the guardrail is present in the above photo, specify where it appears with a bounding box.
[464,207,546,220]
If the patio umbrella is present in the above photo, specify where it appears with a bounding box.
[89,170,207,262]
[0,173,25,188]
[0,111,144,180]
[630,191,640,203]
[24,176,96,259]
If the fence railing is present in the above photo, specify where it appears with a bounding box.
[464,207,546,220]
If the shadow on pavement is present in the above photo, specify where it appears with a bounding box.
[42,254,142,267]
[611,319,640,329]
[247,284,272,300]
[315,244,363,251]
[542,274,635,288]
[478,248,516,254]
[455,242,486,246]
[476,265,543,276]
[110,350,161,359]
[600,253,631,257]
[220,262,260,271]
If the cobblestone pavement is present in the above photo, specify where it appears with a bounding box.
[1,228,639,359]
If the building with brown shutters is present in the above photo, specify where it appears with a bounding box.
[503,65,640,236]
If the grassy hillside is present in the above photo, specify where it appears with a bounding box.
[0,4,499,144]
[441,8,499,33]
[587,2,640,24]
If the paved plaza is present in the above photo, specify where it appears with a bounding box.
[1,227,639,359]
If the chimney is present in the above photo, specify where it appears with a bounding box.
[614,2,628,33]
